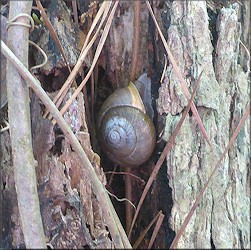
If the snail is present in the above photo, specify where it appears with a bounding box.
[97,82,156,167]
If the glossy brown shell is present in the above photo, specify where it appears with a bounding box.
[98,83,156,167]
[97,82,146,129]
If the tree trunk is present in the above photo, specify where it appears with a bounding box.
[157,1,250,248]
[1,1,249,248]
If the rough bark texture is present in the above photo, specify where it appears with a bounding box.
[31,0,81,73]
[31,91,112,249]
[104,0,149,88]
[1,2,127,248]
[1,1,249,248]
[157,1,250,248]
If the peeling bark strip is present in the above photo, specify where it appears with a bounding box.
[105,1,149,88]
[6,2,46,248]
[157,1,250,248]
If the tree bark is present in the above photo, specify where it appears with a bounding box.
[1,1,249,248]
[157,1,250,248]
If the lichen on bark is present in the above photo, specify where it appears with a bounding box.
[157,1,250,248]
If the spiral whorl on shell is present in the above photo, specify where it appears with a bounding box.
[98,83,155,167]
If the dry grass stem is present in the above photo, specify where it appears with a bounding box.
[43,1,111,119]
[160,54,167,83]
[71,0,78,25]
[128,71,203,238]
[53,1,119,124]
[106,190,136,210]
[133,211,162,249]
[147,212,165,249]
[146,0,211,146]
[106,171,146,184]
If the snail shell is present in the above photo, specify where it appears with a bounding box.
[98,83,156,167]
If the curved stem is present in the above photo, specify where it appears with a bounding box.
[125,167,133,236]
[130,0,141,81]
[1,40,132,249]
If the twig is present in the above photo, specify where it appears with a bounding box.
[106,171,145,185]
[89,42,95,127]
[1,39,132,249]
[53,1,119,123]
[239,39,250,72]
[6,2,46,248]
[107,165,118,187]
[36,0,71,74]
[147,212,165,249]
[72,0,79,25]
[83,83,91,129]
[130,0,141,81]
[127,3,141,232]
[125,167,133,235]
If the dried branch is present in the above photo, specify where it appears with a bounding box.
[130,0,141,81]
[1,40,131,249]
[125,166,133,235]
[6,2,46,248]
